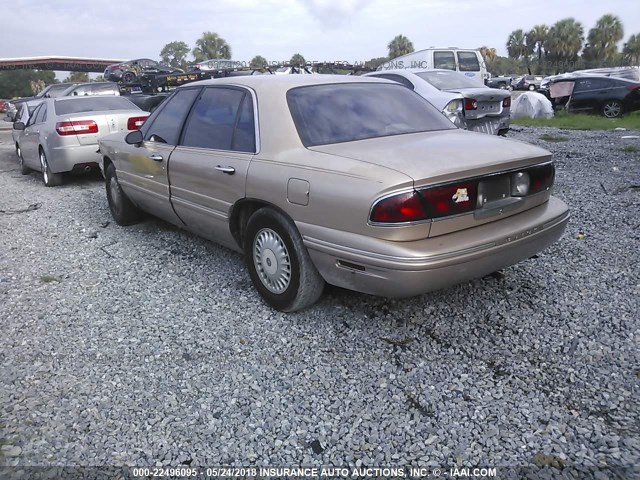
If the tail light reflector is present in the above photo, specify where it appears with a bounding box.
[626,85,640,91]
[56,120,98,136]
[127,116,148,130]
[370,191,428,223]
[464,98,478,110]
[502,96,511,107]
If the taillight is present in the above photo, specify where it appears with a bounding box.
[56,120,98,136]
[502,96,511,107]
[464,98,477,110]
[370,191,428,223]
[420,181,478,219]
[127,116,148,130]
[528,163,555,194]
[626,85,640,91]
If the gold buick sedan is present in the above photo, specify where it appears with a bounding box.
[98,75,569,312]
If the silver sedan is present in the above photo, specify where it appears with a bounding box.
[14,96,149,186]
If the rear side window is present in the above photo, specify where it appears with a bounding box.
[433,51,456,70]
[287,83,455,147]
[142,88,200,145]
[181,87,255,152]
[457,52,480,72]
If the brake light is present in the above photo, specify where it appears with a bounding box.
[502,96,511,107]
[56,120,98,136]
[420,182,478,218]
[626,85,640,91]
[528,163,555,194]
[127,116,148,130]
[370,191,428,223]
[464,98,477,110]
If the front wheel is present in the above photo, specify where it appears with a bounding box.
[121,71,137,84]
[244,208,324,312]
[602,100,623,118]
[105,163,143,225]
[17,144,30,175]
[39,149,63,187]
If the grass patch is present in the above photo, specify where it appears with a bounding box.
[538,134,569,142]
[39,275,59,283]
[622,145,639,153]
[513,110,640,131]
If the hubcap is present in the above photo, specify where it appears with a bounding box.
[253,228,291,294]
[604,103,620,118]
[40,153,49,184]
[109,177,121,211]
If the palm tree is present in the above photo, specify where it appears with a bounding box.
[479,46,497,62]
[527,24,549,62]
[506,30,533,73]
[290,53,306,66]
[387,35,414,59]
[546,18,584,73]
[586,14,624,63]
[250,55,268,69]
[623,34,640,65]
[192,32,231,62]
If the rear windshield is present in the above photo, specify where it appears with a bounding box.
[416,71,479,90]
[287,83,455,147]
[54,97,139,115]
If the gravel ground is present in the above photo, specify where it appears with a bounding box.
[0,126,638,477]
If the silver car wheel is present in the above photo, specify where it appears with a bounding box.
[603,101,621,118]
[40,151,49,184]
[253,228,291,294]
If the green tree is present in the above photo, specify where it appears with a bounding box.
[622,33,640,65]
[160,41,190,70]
[92,75,105,82]
[364,56,389,70]
[0,70,57,98]
[192,32,231,62]
[290,53,306,66]
[506,29,533,73]
[584,14,624,65]
[387,34,414,59]
[479,46,497,62]
[63,72,90,83]
[527,24,549,63]
[250,55,268,69]
[546,18,584,72]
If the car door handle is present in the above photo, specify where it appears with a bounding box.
[215,165,235,175]
[149,154,163,162]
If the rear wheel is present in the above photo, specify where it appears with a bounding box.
[39,149,63,187]
[528,84,536,91]
[244,208,324,312]
[105,163,143,225]
[602,100,622,118]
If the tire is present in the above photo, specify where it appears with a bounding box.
[508,85,514,91]
[39,149,63,187]
[602,100,623,118]
[498,84,507,89]
[528,84,536,91]
[17,143,30,175]
[244,208,325,312]
[121,71,137,84]
[105,163,143,225]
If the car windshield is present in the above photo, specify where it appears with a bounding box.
[416,71,479,90]
[287,83,455,147]
[54,97,139,115]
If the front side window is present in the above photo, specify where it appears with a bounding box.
[181,87,255,152]
[433,51,456,70]
[457,52,480,72]
[142,88,200,145]
[27,104,43,126]
[287,83,455,147]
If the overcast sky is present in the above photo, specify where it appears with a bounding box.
[3,0,640,65]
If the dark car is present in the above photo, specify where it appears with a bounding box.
[486,75,515,90]
[104,58,183,84]
[513,75,544,91]
[549,75,640,118]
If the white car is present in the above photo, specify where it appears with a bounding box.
[365,69,511,135]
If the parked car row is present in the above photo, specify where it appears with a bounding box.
[6,74,568,312]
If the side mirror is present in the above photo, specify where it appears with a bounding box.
[13,122,25,131]
[125,130,144,145]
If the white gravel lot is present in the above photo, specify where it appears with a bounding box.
[0,126,638,478]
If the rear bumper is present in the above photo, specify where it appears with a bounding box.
[49,144,102,173]
[300,197,569,298]
[467,115,510,135]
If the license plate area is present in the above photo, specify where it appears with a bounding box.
[477,174,510,206]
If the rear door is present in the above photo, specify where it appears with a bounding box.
[168,86,257,249]
[456,50,484,84]
[115,87,201,223]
